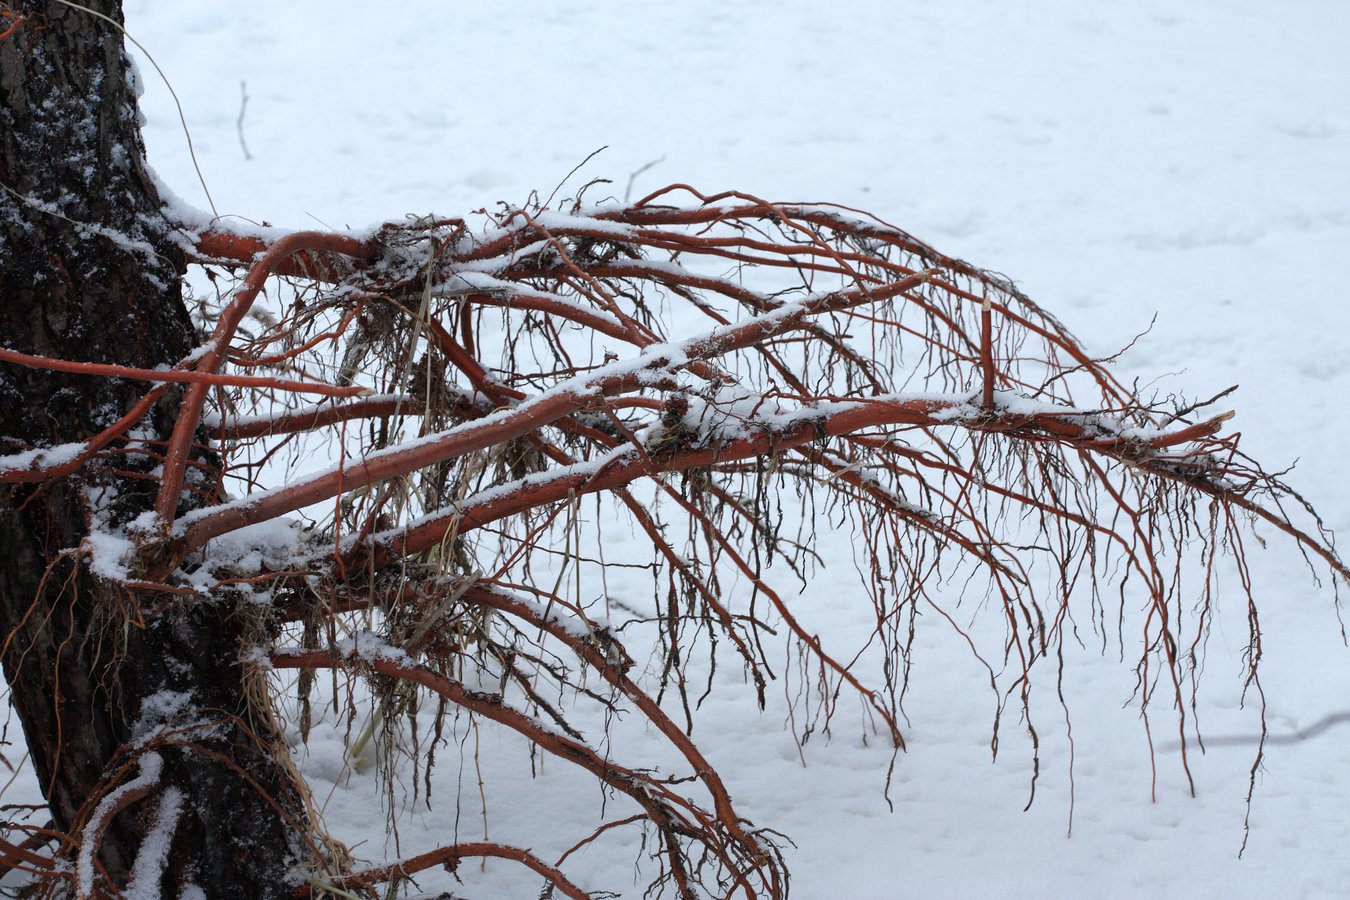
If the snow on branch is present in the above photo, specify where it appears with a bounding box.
[16,185,1345,898]
[76,752,164,900]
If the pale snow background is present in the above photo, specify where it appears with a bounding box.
[16,1,1350,897]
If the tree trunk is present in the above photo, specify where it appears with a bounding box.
[0,3,308,895]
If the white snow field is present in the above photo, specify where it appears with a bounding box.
[17,1,1350,897]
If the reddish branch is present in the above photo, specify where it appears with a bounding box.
[208,395,422,441]
[0,10,27,43]
[0,835,54,877]
[193,229,373,283]
[0,345,366,397]
[980,297,996,410]
[155,230,375,523]
[0,383,168,483]
[354,399,1230,566]
[300,841,591,899]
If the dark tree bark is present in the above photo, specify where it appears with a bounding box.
[0,3,308,895]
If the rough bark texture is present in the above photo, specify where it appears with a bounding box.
[0,3,306,895]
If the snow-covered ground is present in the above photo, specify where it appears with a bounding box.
[25,2,1350,896]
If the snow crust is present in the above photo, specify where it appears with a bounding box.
[124,786,184,900]
[0,441,84,477]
